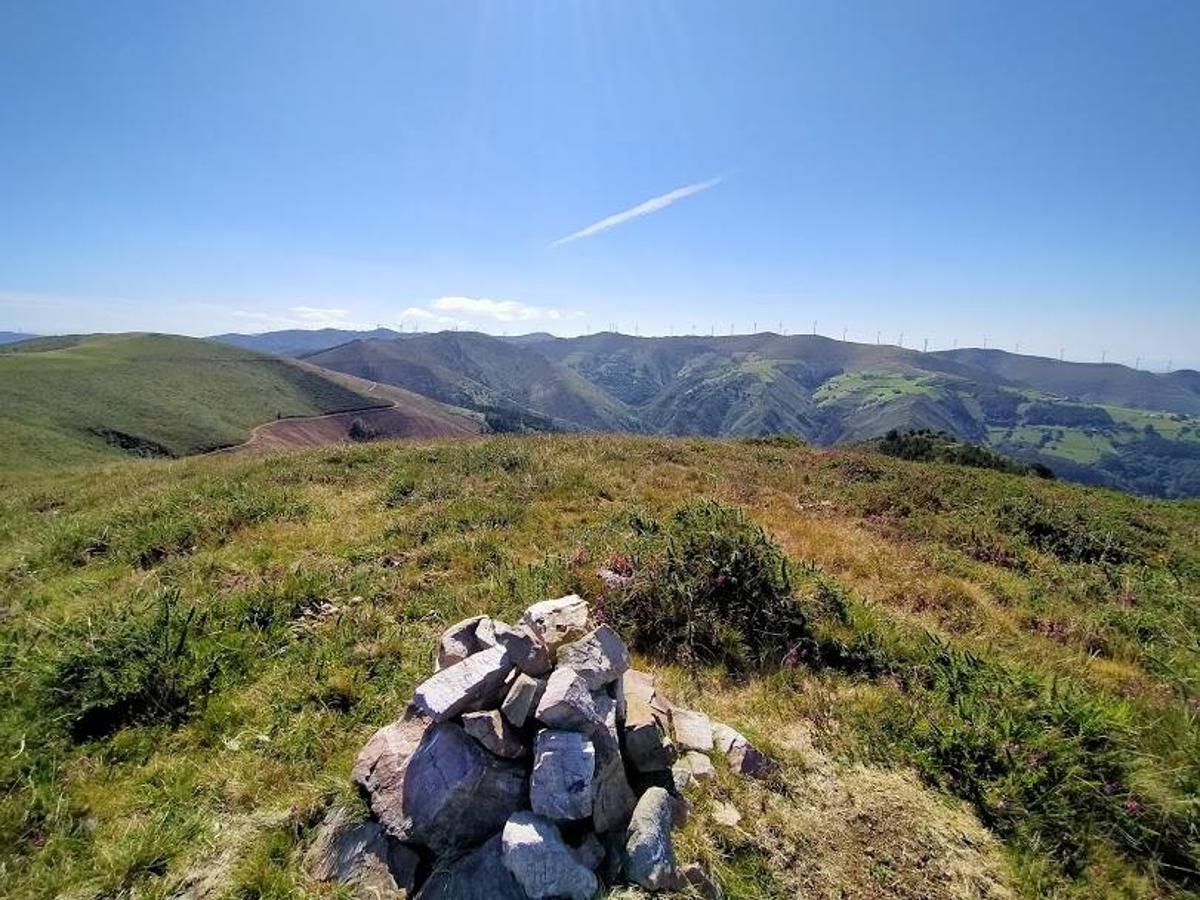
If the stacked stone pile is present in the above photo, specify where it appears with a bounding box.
[307,595,775,899]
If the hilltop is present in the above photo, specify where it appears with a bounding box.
[0,434,1196,899]
[275,329,1200,498]
[0,333,479,480]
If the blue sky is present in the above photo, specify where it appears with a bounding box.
[1,1,1197,368]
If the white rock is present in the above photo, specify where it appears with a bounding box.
[530,729,595,822]
[501,812,599,900]
[412,644,514,722]
[712,800,741,828]
[555,625,630,690]
[501,672,547,728]
[682,750,716,781]
[672,708,714,752]
[521,595,590,652]
[480,619,554,676]
[535,667,600,731]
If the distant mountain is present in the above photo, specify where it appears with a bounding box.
[0,333,474,475]
[0,331,39,346]
[305,330,1198,497]
[209,327,410,357]
[306,331,636,432]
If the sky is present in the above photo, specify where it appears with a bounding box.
[1,1,1198,370]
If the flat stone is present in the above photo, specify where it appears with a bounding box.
[681,750,716,781]
[435,615,488,671]
[672,708,714,752]
[461,709,525,759]
[712,722,776,780]
[373,721,526,854]
[555,625,630,690]
[624,786,682,891]
[481,619,554,676]
[521,595,590,652]
[530,729,595,822]
[681,862,724,899]
[535,667,600,731]
[501,812,598,900]
[416,833,525,900]
[501,672,547,728]
[351,708,431,794]
[303,806,416,899]
[412,644,514,722]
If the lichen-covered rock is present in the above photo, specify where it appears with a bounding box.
[372,721,527,854]
[521,595,590,652]
[555,625,630,690]
[501,672,547,728]
[530,729,595,822]
[535,667,600,731]
[412,645,514,722]
[501,812,599,900]
[416,833,526,900]
[624,787,682,891]
[671,708,714,752]
[712,722,776,780]
[461,709,525,759]
[303,806,418,898]
[435,615,488,671]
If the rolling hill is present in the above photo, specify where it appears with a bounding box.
[0,331,39,346]
[0,333,477,479]
[295,330,1200,498]
[210,326,408,358]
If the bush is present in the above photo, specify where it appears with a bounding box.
[603,500,806,669]
[43,589,226,741]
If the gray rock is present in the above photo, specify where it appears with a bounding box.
[416,833,526,900]
[303,806,417,898]
[535,667,600,731]
[435,615,488,671]
[530,729,595,822]
[555,625,630,690]
[623,680,676,773]
[372,721,527,855]
[624,787,682,891]
[461,709,526,759]
[591,741,637,833]
[501,812,599,900]
[671,708,714,752]
[711,800,741,828]
[412,645,514,723]
[481,619,554,677]
[501,672,547,728]
[681,862,724,899]
[679,750,716,782]
[570,832,605,872]
[520,595,590,652]
[352,708,431,794]
[712,722,776,780]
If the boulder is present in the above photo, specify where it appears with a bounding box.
[479,619,554,677]
[671,709,714,752]
[521,595,590,652]
[535,667,600,731]
[501,812,599,900]
[372,721,527,855]
[303,806,418,898]
[555,625,630,690]
[570,832,605,872]
[591,743,638,833]
[712,722,776,780]
[501,672,547,728]
[623,680,676,773]
[461,710,525,759]
[412,645,514,723]
[624,787,681,891]
[530,729,595,822]
[416,833,525,900]
[352,709,430,795]
[435,615,488,671]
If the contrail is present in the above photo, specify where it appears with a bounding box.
[552,175,725,246]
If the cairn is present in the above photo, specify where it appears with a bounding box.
[306,595,774,898]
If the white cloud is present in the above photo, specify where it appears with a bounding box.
[400,296,583,330]
[231,306,375,332]
[552,175,725,246]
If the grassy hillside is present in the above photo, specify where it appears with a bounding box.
[1,435,1197,899]
[0,333,386,478]
[210,328,407,358]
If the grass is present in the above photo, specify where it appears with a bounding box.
[0,333,381,480]
[0,435,1197,898]
[813,371,944,406]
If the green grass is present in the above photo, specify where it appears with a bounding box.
[0,333,381,480]
[813,370,944,406]
[1,436,1198,898]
